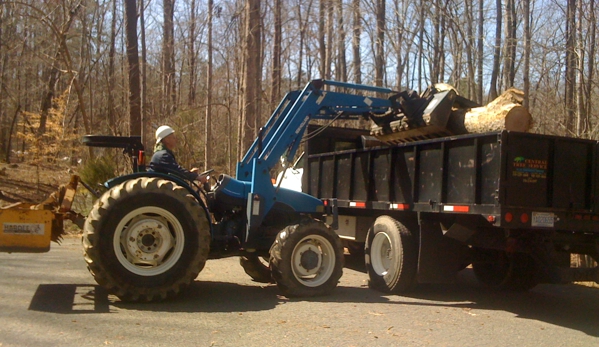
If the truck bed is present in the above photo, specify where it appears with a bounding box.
[305,129,599,232]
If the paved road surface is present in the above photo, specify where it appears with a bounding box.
[1,237,598,346]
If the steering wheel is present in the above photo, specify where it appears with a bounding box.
[198,169,216,194]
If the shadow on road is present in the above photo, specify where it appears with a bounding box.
[345,254,599,337]
[28,258,599,337]
[398,268,599,337]
[29,284,111,314]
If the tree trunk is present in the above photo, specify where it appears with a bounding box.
[489,0,502,100]
[476,0,484,104]
[502,0,517,89]
[325,0,334,80]
[417,0,424,91]
[318,0,326,79]
[108,0,118,134]
[205,0,213,170]
[351,0,361,84]
[586,0,596,124]
[188,0,197,106]
[576,0,588,137]
[140,0,148,144]
[375,0,385,87]
[523,0,531,109]
[565,0,576,133]
[270,0,282,106]
[125,0,142,136]
[336,0,347,82]
[162,0,176,117]
[240,0,262,154]
[465,0,475,100]
[431,0,441,85]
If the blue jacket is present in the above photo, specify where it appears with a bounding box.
[149,144,199,181]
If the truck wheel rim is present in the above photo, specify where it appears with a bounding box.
[291,235,335,287]
[371,232,392,276]
[113,206,185,276]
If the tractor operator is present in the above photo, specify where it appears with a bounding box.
[149,125,208,183]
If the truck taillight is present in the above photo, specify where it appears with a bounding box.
[520,213,529,224]
[504,212,513,223]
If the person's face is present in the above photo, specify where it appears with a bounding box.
[162,133,177,150]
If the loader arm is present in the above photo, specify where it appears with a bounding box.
[237,79,396,180]
[218,80,399,247]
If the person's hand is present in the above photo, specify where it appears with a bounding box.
[197,174,208,184]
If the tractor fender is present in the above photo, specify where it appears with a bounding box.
[104,172,210,214]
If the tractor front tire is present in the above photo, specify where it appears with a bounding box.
[270,220,344,297]
[83,177,210,302]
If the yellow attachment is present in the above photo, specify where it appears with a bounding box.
[0,204,54,253]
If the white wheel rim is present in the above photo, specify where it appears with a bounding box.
[290,234,336,287]
[371,232,393,276]
[113,206,185,276]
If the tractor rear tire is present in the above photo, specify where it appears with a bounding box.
[240,255,273,283]
[83,177,210,302]
[365,216,418,293]
[270,219,344,297]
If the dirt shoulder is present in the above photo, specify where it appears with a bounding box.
[0,162,73,207]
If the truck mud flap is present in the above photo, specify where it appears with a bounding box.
[417,219,467,283]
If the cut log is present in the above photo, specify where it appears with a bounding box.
[461,88,532,133]
[372,86,533,145]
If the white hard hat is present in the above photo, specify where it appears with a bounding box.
[155,125,175,142]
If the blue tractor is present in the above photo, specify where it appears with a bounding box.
[82,80,451,302]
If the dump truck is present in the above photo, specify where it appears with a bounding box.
[2,79,597,302]
[300,125,599,292]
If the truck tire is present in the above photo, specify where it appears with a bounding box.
[83,177,210,302]
[240,255,273,283]
[365,216,418,293]
[270,219,344,297]
[472,248,539,291]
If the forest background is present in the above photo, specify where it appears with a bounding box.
[0,0,597,177]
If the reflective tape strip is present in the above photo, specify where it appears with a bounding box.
[349,201,366,208]
[443,205,470,212]
[390,203,409,210]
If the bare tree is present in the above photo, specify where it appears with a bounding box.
[336,0,347,82]
[565,0,576,133]
[351,0,361,84]
[240,0,262,154]
[489,0,502,99]
[374,0,385,87]
[586,0,596,126]
[125,0,141,136]
[188,0,198,106]
[319,0,326,79]
[162,0,176,117]
[140,0,148,143]
[270,0,282,105]
[205,0,213,170]
[523,0,531,109]
[504,0,517,88]
[108,0,118,134]
[476,0,484,103]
